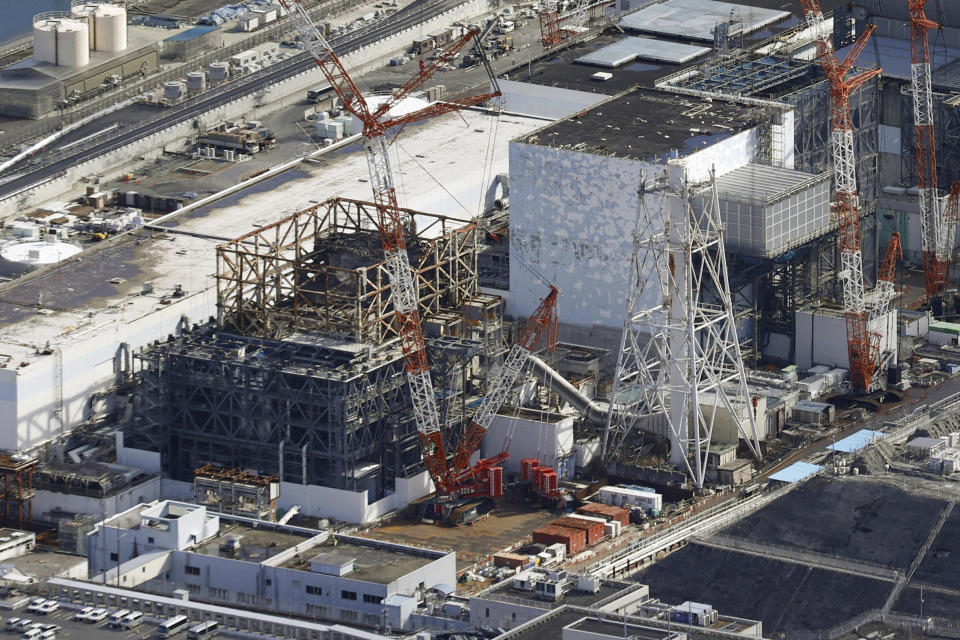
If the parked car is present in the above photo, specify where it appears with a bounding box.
[34,602,57,616]
[84,608,108,624]
[4,618,21,632]
[24,600,44,614]
[73,607,94,622]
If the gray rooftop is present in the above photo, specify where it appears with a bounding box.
[567,617,680,640]
[620,0,791,41]
[575,36,710,67]
[713,164,829,203]
[281,536,439,585]
[517,86,766,162]
[192,521,313,563]
[480,578,633,609]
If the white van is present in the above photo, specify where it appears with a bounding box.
[120,611,144,629]
[20,628,43,640]
[6,618,22,631]
[108,609,131,628]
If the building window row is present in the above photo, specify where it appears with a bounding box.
[185,566,200,575]
[362,594,383,604]
[306,585,322,596]
[341,590,357,601]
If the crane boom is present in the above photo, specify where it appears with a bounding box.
[451,286,558,474]
[278,0,501,493]
[872,232,903,322]
[909,0,948,297]
[801,0,882,392]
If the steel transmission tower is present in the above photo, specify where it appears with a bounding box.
[603,165,762,489]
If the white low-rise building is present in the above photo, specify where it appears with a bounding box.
[86,500,455,630]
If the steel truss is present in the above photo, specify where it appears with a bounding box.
[603,169,762,489]
[128,324,489,497]
[216,197,478,344]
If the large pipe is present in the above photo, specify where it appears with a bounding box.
[528,354,669,439]
[528,354,608,427]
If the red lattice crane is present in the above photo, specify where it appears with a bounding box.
[909,0,951,297]
[801,0,882,392]
[448,286,558,495]
[872,232,903,322]
[278,0,500,494]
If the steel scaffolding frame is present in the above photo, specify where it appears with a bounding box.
[216,197,478,343]
[901,90,960,193]
[130,326,435,496]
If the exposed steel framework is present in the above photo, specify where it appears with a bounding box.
[909,0,951,297]
[0,455,35,529]
[801,0,881,392]
[279,0,500,495]
[448,287,558,493]
[873,232,903,323]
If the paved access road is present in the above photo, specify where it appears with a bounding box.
[0,0,467,201]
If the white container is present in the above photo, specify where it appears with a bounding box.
[71,1,127,52]
[0,239,82,276]
[208,61,229,81]
[239,15,258,31]
[163,81,185,100]
[34,12,89,67]
[186,71,206,92]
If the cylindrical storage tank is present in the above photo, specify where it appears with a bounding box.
[0,239,83,277]
[186,71,206,92]
[163,81,185,100]
[208,61,229,82]
[33,13,89,67]
[72,1,127,52]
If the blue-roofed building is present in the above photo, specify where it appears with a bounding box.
[769,461,822,483]
[827,430,885,454]
[163,26,223,61]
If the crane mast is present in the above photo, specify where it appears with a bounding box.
[278,0,500,493]
[909,0,949,297]
[801,1,881,392]
[872,232,903,322]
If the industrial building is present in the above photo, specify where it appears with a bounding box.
[86,499,456,630]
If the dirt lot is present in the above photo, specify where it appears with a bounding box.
[360,501,562,571]
[721,476,946,569]
[635,543,892,634]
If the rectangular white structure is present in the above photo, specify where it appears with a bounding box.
[620,0,791,41]
[508,87,783,334]
[575,36,710,67]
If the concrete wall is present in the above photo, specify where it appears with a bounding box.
[33,475,162,521]
[480,411,574,475]
[0,288,215,453]
[795,308,898,371]
[508,129,756,335]
[278,470,434,524]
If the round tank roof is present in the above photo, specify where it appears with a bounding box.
[0,240,82,266]
[33,12,88,31]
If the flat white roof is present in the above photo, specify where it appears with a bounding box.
[0,110,541,363]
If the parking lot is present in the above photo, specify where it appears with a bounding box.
[0,603,222,640]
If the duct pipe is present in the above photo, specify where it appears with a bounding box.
[527,354,608,426]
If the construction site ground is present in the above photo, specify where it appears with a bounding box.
[634,474,960,635]
[360,501,561,572]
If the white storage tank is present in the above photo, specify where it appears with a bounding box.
[70,0,127,52]
[33,12,90,67]
[186,71,206,92]
[163,81,185,100]
[0,239,82,277]
[208,61,230,82]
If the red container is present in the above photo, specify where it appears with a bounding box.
[532,524,586,555]
[576,503,630,527]
[488,466,504,498]
[553,516,605,546]
[521,459,540,482]
[536,466,554,492]
[540,470,557,496]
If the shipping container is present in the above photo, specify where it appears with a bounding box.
[493,552,528,568]
[576,503,630,527]
[532,525,586,555]
[553,516,605,546]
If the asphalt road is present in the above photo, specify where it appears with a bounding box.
[0,0,468,201]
